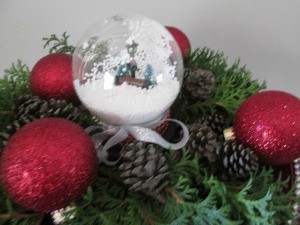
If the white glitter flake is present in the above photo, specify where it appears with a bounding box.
[74,75,179,125]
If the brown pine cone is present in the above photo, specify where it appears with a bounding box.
[187,122,219,163]
[185,69,216,100]
[215,140,259,180]
[119,142,169,203]
[15,94,80,122]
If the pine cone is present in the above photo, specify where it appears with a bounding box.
[198,114,226,135]
[185,69,216,100]
[215,140,259,180]
[119,142,169,203]
[0,116,36,150]
[15,95,80,122]
[187,123,219,162]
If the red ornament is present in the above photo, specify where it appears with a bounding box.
[0,118,97,212]
[166,26,191,58]
[233,90,300,165]
[30,53,77,101]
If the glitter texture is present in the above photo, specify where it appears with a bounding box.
[166,26,191,57]
[0,118,97,212]
[233,90,300,165]
[74,75,179,125]
[30,53,77,101]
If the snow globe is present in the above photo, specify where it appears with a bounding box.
[72,14,184,127]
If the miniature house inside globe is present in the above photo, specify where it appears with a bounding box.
[73,14,184,126]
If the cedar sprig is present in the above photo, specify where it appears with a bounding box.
[267,172,298,224]
[62,167,168,225]
[233,177,274,224]
[185,47,228,74]
[162,171,241,225]
[225,167,296,225]
[43,32,75,54]
[176,48,266,124]
[212,59,267,116]
[61,150,295,225]
[62,151,235,225]
[0,60,30,129]
[167,148,200,185]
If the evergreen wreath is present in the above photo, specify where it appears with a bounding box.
[0,32,298,225]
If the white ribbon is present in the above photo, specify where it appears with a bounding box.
[86,119,189,166]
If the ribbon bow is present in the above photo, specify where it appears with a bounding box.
[86,119,189,165]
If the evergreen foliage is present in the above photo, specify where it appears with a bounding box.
[43,32,75,54]
[174,48,267,124]
[0,60,30,128]
[59,150,297,225]
[0,33,297,225]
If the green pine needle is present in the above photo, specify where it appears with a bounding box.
[43,32,75,54]
[175,48,267,124]
[167,149,200,184]
[0,60,30,129]
[235,177,274,224]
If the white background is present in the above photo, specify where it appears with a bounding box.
[0,0,299,96]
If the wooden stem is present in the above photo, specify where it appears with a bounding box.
[143,211,155,225]
[0,212,41,219]
[165,187,184,204]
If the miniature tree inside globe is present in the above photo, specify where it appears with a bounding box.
[72,14,184,126]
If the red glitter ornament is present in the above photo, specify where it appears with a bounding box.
[166,26,191,58]
[233,90,300,165]
[30,53,77,101]
[0,118,97,212]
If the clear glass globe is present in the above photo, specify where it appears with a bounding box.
[72,14,184,126]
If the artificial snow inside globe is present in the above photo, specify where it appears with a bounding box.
[72,14,184,126]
